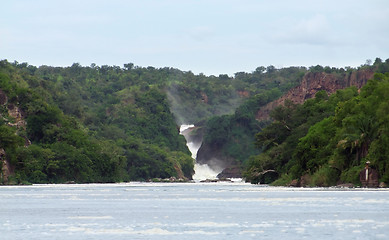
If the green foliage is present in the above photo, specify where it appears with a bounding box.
[309,165,340,187]
[340,166,363,185]
[0,125,25,166]
[243,154,274,184]
[26,105,62,142]
[168,66,306,124]
[201,77,302,167]
[121,140,178,181]
[271,174,293,186]
[0,125,25,150]
[293,117,337,175]
[0,60,196,183]
[246,70,389,186]
[2,58,389,185]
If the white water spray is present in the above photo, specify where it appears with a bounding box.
[180,124,221,181]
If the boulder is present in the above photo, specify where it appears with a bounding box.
[217,166,242,178]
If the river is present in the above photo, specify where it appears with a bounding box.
[1,183,389,239]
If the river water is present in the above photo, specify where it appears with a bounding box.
[1,182,389,240]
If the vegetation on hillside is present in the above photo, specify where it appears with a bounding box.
[200,66,308,167]
[1,60,297,184]
[199,58,389,185]
[0,61,196,183]
[244,63,389,186]
[1,57,388,186]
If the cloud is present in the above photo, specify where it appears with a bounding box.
[1,0,388,75]
[271,14,335,46]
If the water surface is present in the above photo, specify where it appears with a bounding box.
[1,182,388,239]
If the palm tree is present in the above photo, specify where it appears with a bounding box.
[338,116,380,166]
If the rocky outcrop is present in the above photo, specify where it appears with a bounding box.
[0,88,28,134]
[1,88,27,129]
[237,90,250,98]
[1,148,12,184]
[200,92,208,103]
[196,143,235,172]
[0,89,30,184]
[217,166,243,178]
[256,69,375,121]
[7,103,26,128]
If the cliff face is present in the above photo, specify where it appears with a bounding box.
[256,69,375,121]
[0,89,30,184]
[1,148,12,184]
[196,142,235,171]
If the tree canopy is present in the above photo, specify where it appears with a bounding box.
[245,72,389,186]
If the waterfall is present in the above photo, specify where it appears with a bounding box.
[180,124,220,181]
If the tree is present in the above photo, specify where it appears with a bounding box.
[294,117,337,174]
[124,63,134,70]
[0,125,24,150]
[340,116,380,165]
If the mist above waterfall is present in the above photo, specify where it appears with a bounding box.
[166,81,242,126]
[180,124,221,181]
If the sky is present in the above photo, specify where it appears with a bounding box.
[1,0,389,76]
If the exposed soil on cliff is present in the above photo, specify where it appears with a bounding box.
[256,69,374,121]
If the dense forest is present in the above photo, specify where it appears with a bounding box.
[0,60,293,184]
[244,59,389,186]
[0,62,194,183]
[1,58,389,186]
[197,67,307,171]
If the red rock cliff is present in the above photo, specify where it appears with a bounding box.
[256,69,375,121]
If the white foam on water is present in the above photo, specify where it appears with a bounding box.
[251,223,275,228]
[67,216,113,220]
[183,222,239,228]
[136,228,176,235]
[62,226,221,236]
[238,230,265,235]
[179,124,194,133]
[182,230,221,235]
[192,163,221,181]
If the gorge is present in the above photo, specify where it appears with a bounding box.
[179,124,221,181]
[1,59,389,186]
[196,66,378,180]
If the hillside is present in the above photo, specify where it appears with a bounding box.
[1,58,389,186]
[196,66,308,172]
[1,60,293,184]
[256,68,375,121]
[243,59,389,186]
[245,70,389,187]
[0,61,196,184]
[199,59,389,183]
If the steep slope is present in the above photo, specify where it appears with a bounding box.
[245,71,389,186]
[0,61,194,184]
[198,67,376,178]
[196,67,308,176]
[256,69,374,121]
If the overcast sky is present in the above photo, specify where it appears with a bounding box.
[1,0,389,75]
